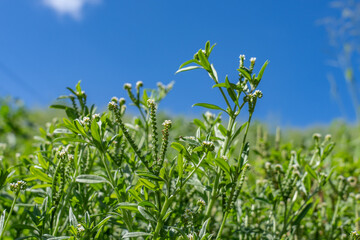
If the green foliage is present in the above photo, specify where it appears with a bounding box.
[0,42,360,240]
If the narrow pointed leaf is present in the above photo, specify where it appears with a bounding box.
[176,66,202,74]
[256,60,269,81]
[192,103,226,112]
[76,175,110,184]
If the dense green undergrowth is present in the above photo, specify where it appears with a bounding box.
[1,42,360,240]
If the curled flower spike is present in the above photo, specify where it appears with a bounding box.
[265,162,272,171]
[197,199,205,207]
[250,57,256,70]
[202,141,215,152]
[147,98,155,106]
[313,133,322,141]
[254,90,263,98]
[155,120,172,173]
[348,176,357,187]
[58,150,67,159]
[239,54,245,67]
[77,224,85,233]
[82,116,90,124]
[204,111,215,121]
[123,83,132,90]
[187,233,195,240]
[119,97,126,106]
[136,81,143,90]
[111,96,118,103]
[274,164,283,173]
[148,98,159,163]
[10,180,27,192]
[108,101,117,111]
[162,120,172,127]
[92,113,100,121]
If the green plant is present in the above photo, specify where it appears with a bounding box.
[1,42,360,239]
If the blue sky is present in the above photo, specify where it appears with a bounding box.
[0,0,356,127]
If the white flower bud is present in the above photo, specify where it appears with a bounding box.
[123,83,132,90]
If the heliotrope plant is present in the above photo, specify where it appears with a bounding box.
[1,42,360,240]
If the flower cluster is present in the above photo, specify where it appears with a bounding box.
[202,141,215,152]
[10,180,27,192]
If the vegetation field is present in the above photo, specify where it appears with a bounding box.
[1,42,360,240]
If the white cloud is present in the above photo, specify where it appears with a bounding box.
[42,0,101,20]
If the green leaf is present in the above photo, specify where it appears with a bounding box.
[65,108,78,120]
[128,189,142,202]
[205,41,210,55]
[179,59,200,69]
[225,76,237,102]
[93,216,112,232]
[175,66,202,74]
[138,206,157,222]
[305,165,317,180]
[231,122,248,143]
[116,203,139,212]
[48,236,71,239]
[63,118,80,134]
[210,64,218,82]
[217,124,228,137]
[29,166,52,183]
[199,218,210,239]
[138,201,157,209]
[142,89,149,106]
[136,171,164,182]
[0,210,5,235]
[53,128,72,134]
[162,209,172,221]
[194,119,206,131]
[178,153,183,179]
[138,178,157,190]
[91,120,101,143]
[14,224,39,232]
[193,146,204,152]
[209,43,216,55]
[122,232,152,238]
[53,137,88,144]
[74,120,87,137]
[256,60,269,81]
[0,168,10,190]
[69,207,78,227]
[238,68,252,80]
[197,49,210,70]
[212,83,227,88]
[76,175,110,184]
[192,103,226,112]
[37,153,49,170]
[75,80,82,93]
[304,174,311,194]
[292,202,313,226]
[31,184,52,189]
[171,142,187,154]
[214,158,231,177]
[49,104,67,110]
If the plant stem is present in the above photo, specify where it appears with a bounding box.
[153,195,173,239]
[205,115,236,219]
[52,146,84,236]
[216,211,229,239]
[0,191,19,238]
[101,153,133,232]
[216,113,254,239]
[280,201,288,237]
[330,195,341,238]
